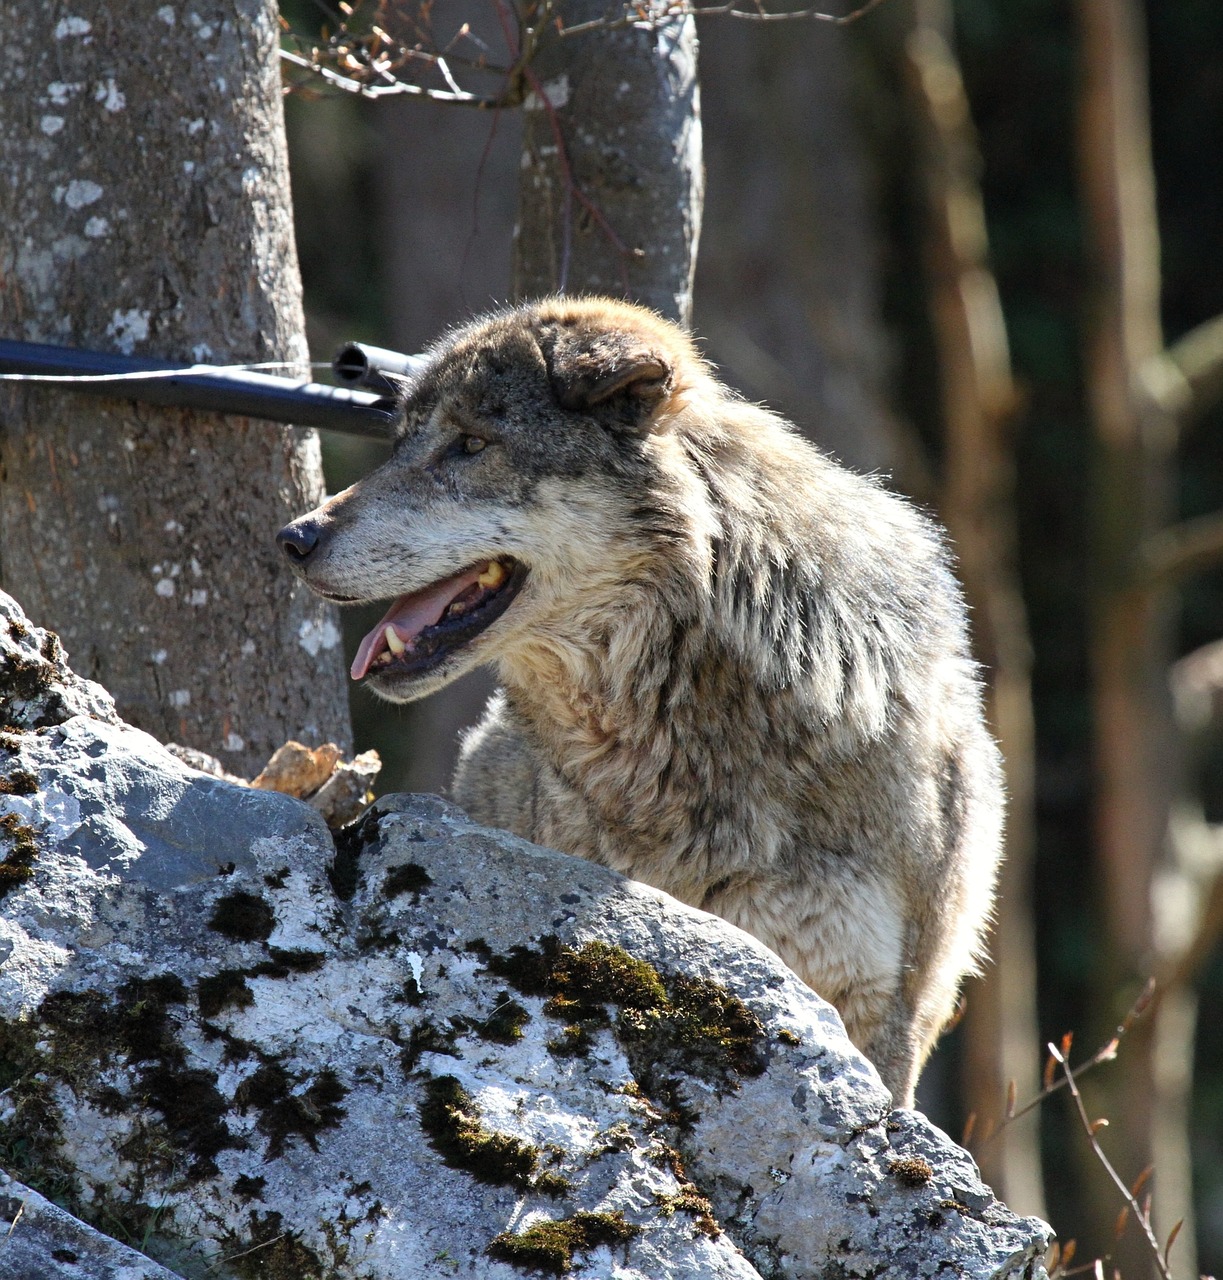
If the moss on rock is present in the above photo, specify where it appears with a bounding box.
[382,861,432,900]
[487,1210,639,1275]
[208,891,276,943]
[418,1075,540,1190]
[233,1063,348,1159]
[479,937,766,1096]
[476,991,531,1045]
[0,811,39,898]
[225,1209,328,1280]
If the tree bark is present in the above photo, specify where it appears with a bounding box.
[0,0,351,775]
[693,14,897,473]
[370,29,522,796]
[1076,0,1194,1274]
[904,0,1045,1222]
[513,5,703,326]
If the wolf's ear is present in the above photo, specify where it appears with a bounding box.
[538,324,674,434]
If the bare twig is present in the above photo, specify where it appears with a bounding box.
[979,978,1155,1140]
[1137,508,1223,591]
[555,0,890,36]
[206,1232,287,1271]
[279,46,509,104]
[5,1199,25,1236]
[1140,311,1223,425]
[1048,1039,1174,1279]
[279,0,893,103]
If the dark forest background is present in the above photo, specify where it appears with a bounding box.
[280,2,1223,1274]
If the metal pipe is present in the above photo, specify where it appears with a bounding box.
[331,342,430,391]
[0,338,404,439]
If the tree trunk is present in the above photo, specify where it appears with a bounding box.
[904,0,1045,1222]
[1077,0,1193,1273]
[513,5,703,325]
[0,0,351,775]
[370,35,522,796]
[693,14,897,474]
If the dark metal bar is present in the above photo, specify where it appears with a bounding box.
[0,338,403,439]
[332,342,430,391]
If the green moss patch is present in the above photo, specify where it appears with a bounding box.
[328,808,382,901]
[266,947,326,973]
[135,1063,234,1174]
[619,972,766,1085]
[46,977,233,1180]
[209,891,276,943]
[488,1211,639,1275]
[0,649,55,702]
[232,1174,267,1202]
[0,1016,77,1206]
[196,951,326,1022]
[13,976,235,1184]
[233,1063,348,1159]
[419,1075,540,1190]
[40,976,190,1067]
[382,861,432,900]
[655,1188,721,1237]
[889,1156,934,1188]
[532,1170,573,1198]
[197,970,256,1019]
[476,991,531,1044]
[400,1019,462,1073]
[0,812,39,898]
[0,769,37,795]
[480,938,766,1098]
[225,1209,326,1280]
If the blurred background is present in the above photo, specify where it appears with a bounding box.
[281,1,1223,1273]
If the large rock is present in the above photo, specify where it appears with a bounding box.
[0,1172,182,1280]
[0,591,1051,1279]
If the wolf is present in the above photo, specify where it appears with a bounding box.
[277,297,1003,1106]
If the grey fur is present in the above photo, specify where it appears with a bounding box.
[279,298,1004,1106]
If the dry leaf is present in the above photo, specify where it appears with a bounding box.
[251,740,343,798]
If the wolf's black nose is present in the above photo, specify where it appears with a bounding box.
[277,518,322,564]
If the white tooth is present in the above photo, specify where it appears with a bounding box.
[477,560,506,588]
[384,625,406,655]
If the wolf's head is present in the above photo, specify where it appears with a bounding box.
[278,298,714,703]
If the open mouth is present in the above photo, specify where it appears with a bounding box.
[350,558,527,682]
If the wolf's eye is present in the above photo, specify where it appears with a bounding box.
[461,435,487,455]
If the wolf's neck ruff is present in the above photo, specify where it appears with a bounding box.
[277,296,1003,1108]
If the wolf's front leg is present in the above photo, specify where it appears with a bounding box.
[452,690,541,841]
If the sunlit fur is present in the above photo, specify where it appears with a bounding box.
[281,297,1004,1106]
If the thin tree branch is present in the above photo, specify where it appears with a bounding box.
[978,979,1155,1139]
[280,0,892,104]
[555,0,890,36]
[1136,507,1223,591]
[1048,1040,1175,1279]
[1158,862,1223,996]
[279,47,510,105]
[1140,311,1223,426]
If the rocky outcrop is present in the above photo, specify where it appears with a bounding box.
[0,590,1051,1279]
[0,1172,182,1280]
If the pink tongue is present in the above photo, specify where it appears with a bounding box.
[350,565,489,680]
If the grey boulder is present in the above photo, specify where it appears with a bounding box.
[0,590,1051,1279]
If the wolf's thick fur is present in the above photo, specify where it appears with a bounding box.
[280,298,1003,1105]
